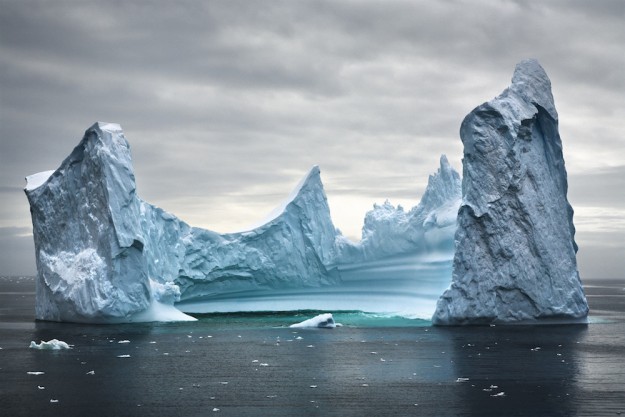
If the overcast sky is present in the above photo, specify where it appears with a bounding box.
[1,0,623,278]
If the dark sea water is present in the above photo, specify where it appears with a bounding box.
[1,276,624,417]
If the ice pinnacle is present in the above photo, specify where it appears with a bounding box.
[432,59,588,325]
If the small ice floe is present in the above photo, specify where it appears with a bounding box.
[266,395,277,399]
[220,382,228,385]
[252,360,259,363]
[491,392,506,397]
[117,354,131,358]
[118,340,130,344]
[310,385,318,388]
[212,407,220,412]
[86,370,95,375]
[259,363,269,367]
[530,347,541,352]
[50,399,59,403]
[38,386,45,390]
[456,377,470,383]
[290,313,339,329]
[306,345,314,348]
[27,371,44,375]
[296,336,303,340]
[29,339,71,350]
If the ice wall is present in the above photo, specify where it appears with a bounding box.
[432,59,588,325]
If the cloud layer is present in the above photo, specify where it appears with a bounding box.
[1,0,623,277]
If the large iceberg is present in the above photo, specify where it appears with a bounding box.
[432,59,588,325]
[25,122,459,322]
[25,123,344,322]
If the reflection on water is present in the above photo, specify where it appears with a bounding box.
[444,324,588,417]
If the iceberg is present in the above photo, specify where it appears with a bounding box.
[25,121,461,322]
[29,339,71,350]
[290,313,338,328]
[432,59,589,325]
[24,123,344,323]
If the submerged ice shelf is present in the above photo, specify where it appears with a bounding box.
[25,123,459,323]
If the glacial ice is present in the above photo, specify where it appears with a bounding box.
[350,155,461,262]
[29,339,71,350]
[432,59,588,325]
[25,122,459,322]
[290,313,338,328]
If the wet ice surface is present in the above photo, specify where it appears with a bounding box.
[1,276,624,417]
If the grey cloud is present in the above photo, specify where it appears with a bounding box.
[569,166,625,208]
[1,0,623,276]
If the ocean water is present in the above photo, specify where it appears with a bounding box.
[1,276,624,417]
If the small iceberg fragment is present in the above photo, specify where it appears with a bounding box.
[290,313,338,329]
[29,339,71,350]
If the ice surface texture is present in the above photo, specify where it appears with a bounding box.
[432,59,588,325]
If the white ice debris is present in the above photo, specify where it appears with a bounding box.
[290,313,338,328]
[29,339,71,350]
[27,371,44,375]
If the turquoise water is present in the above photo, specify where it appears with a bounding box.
[190,310,431,329]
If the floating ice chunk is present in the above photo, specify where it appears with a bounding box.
[491,392,506,397]
[29,339,71,350]
[86,370,95,375]
[38,386,45,390]
[27,371,44,375]
[118,340,130,344]
[50,399,59,403]
[117,354,131,358]
[456,377,470,383]
[290,313,337,328]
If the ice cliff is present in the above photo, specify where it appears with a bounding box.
[432,59,588,325]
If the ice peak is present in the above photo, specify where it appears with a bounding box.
[510,59,557,120]
[92,122,123,133]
